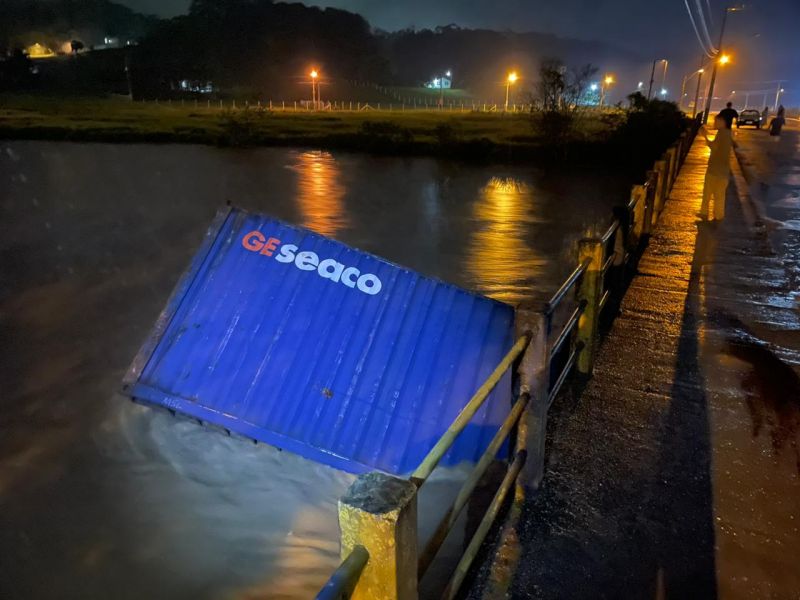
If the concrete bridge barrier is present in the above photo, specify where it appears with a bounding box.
[317,117,702,599]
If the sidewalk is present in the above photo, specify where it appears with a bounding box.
[471,132,800,599]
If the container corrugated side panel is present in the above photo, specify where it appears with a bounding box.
[124,208,515,475]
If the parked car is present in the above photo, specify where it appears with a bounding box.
[737,109,762,129]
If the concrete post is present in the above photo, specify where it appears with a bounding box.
[664,148,675,191]
[576,239,604,376]
[644,170,656,235]
[668,147,679,188]
[338,473,418,600]
[630,184,646,248]
[514,305,549,490]
[678,132,687,162]
[654,159,668,217]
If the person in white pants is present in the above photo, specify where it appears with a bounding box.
[699,114,734,222]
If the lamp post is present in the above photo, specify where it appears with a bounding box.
[774,86,785,111]
[310,69,319,109]
[505,72,518,112]
[680,66,704,111]
[648,59,668,100]
[703,5,742,123]
[692,68,705,116]
[702,53,731,123]
[600,75,614,107]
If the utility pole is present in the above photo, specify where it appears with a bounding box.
[704,6,740,124]
[648,59,667,100]
[693,70,704,117]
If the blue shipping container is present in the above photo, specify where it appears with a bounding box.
[123,207,515,475]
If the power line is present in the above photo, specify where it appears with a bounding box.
[683,0,717,57]
[694,0,717,53]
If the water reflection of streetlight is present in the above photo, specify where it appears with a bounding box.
[465,176,544,304]
[291,150,348,237]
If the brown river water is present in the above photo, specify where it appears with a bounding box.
[0,141,630,599]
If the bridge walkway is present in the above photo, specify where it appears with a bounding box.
[473,131,800,599]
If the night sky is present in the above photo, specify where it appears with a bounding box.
[119,0,799,100]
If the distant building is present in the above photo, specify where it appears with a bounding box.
[425,76,451,90]
[94,36,121,50]
[176,79,215,94]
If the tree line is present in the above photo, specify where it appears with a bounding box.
[2,0,640,98]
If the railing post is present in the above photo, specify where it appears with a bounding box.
[678,132,688,162]
[338,472,418,600]
[643,171,656,235]
[576,238,604,376]
[653,159,668,217]
[514,304,549,490]
[663,148,675,191]
[669,146,680,187]
[630,184,646,249]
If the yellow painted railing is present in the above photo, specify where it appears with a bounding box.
[317,116,702,600]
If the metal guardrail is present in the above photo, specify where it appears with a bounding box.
[410,335,530,485]
[315,546,369,600]
[316,118,701,600]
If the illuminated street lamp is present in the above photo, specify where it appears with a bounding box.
[703,5,744,123]
[505,71,518,112]
[310,69,319,109]
[680,66,704,111]
[660,88,668,97]
[648,58,668,99]
[600,74,614,107]
[774,86,785,111]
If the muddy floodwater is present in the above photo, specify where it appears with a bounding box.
[0,141,629,599]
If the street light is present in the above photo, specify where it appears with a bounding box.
[600,74,614,107]
[648,58,668,99]
[505,72,518,112]
[703,5,744,123]
[680,67,704,111]
[774,86,785,111]
[310,69,319,109]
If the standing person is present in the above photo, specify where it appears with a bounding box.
[718,102,739,129]
[770,104,786,137]
[699,114,735,222]
[762,106,770,127]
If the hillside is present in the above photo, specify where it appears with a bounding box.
[0,0,156,51]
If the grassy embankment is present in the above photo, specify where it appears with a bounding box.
[0,94,620,162]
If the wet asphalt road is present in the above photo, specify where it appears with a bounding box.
[469,127,800,599]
